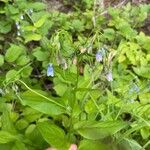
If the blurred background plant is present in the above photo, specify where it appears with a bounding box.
[0,0,150,149]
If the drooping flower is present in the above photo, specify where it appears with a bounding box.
[20,15,24,20]
[62,59,68,70]
[47,63,54,77]
[96,51,103,62]
[106,72,113,82]
[95,48,106,62]
[0,88,4,95]
[28,9,33,15]
[15,22,20,29]
[17,31,21,36]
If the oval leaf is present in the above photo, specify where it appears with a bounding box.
[74,120,127,140]
[37,121,69,149]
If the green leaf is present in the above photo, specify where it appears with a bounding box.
[37,121,69,149]
[106,90,120,105]
[53,82,68,96]
[79,140,109,150]
[20,90,66,116]
[6,4,19,14]
[21,66,32,78]
[25,124,36,136]
[103,28,115,41]
[0,131,17,144]
[126,42,139,65]
[5,44,24,62]
[0,143,12,150]
[23,107,42,123]
[1,109,17,134]
[0,54,4,66]
[0,20,11,34]
[25,125,47,148]
[140,127,150,139]
[24,33,42,43]
[139,93,150,104]
[34,15,48,28]
[16,55,30,66]
[0,0,8,3]
[32,48,49,61]
[58,31,74,57]
[29,2,46,10]
[15,119,29,130]
[85,99,97,114]
[71,19,84,32]
[12,141,26,150]
[136,32,150,51]
[6,70,19,83]
[118,138,142,150]
[74,120,127,140]
[133,65,150,79]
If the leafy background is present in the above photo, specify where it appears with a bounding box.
[0,0,150,150]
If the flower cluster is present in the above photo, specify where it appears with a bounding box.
[16,22,21,36]
[16,8,33,36]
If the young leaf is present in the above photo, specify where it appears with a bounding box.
[16,55,30,66]
[1,109,17,134]
[139,93,150,104]
[34,15,48,28]
[0,131,17,144]
[24,33,42,43]
[15,119,29,130]
[6,69,19,83]
[21,66,32,78]
[103,28,115,41]
[133,65,150,79]
[5,44,24,62]
[32,48,49,61]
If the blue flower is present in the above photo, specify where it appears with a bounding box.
[47,63,54,77]
[96,51,103,62]
[106,72,113,82]
[96,48,106,62]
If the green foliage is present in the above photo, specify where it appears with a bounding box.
[0,0,150,149]
[74,120,127,140]
[37,121,69,149]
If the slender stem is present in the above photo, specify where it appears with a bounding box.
[142,140,150,150]
[17,79,66,109]
[90,95,104,119]
[3,62,32,87]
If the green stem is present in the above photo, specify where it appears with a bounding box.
[142,140,150,150]
[91,95,104,119]
[17,79,66,109]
